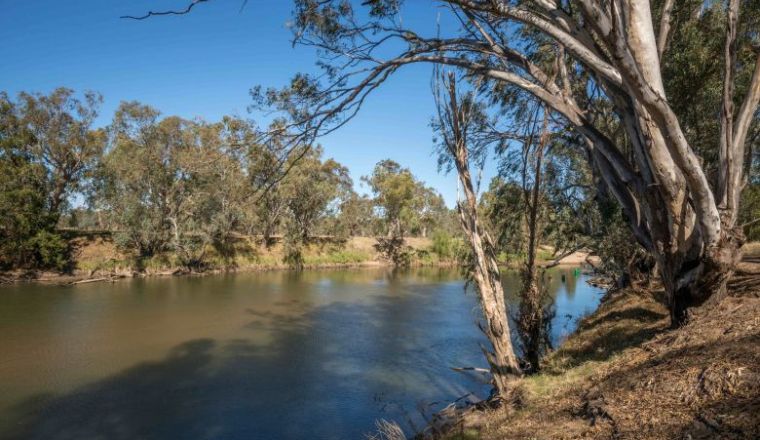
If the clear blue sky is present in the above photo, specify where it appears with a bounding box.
[0,0,497,206]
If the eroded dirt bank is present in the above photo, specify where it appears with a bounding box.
[435,260,760,440]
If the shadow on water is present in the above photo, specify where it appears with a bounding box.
[3,287,487,440]
[0,267,603,440]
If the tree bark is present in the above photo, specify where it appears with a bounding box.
[442,75,521,395]
[659,228,744,325]
[275,0,760,328]
[519,110,549,372]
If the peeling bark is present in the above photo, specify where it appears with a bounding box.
[439,75,521,395]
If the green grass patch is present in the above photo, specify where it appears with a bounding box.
[303,249,371,265]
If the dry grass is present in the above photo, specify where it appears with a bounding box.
[67,235,436,276]
[743,241,760,257]
[70,234,130,273]
[366,419,408,440]
[441,260,760,440]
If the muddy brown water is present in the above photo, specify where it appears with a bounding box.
[0,267,602,440]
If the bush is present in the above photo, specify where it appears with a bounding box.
[374,236,413,267]
[430,231,468,262]
[283,238,305,270]
[431,231,454,259]
[740,184,760,241]
[28,231,70,271]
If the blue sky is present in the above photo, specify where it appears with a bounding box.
[0,0,497,206]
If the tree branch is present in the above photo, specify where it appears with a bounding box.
[718,0,739,211]
[447,0,624,88]
[121,0,210,20]
[656,0,675,59]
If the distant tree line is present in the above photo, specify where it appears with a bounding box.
[0,89,458,271]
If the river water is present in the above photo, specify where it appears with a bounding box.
[0,267,603,440]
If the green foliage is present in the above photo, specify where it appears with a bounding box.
[95,102,177,257]
[430,230,455,259]
[593,201,643,278]
[0,92,70,270]
[429,230,467,261]
[27,230,70,271]
[18,88,105,219]
[363,159,447,237]
[481,178,526,256]
[304,249,370,265]
[373,236,413,267]
[282,236,305,270]
[282,147,352,240]
[332,193,375,237]
[95,104,252,268]
[0,151,52,268]
[2,86,460,273]
[740,184,760,241]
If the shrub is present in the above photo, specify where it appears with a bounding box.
[283,238,305,270]
[374,236,412,267]
[430,231,468,262]
[430,231,454,259]
[28,231,70,271]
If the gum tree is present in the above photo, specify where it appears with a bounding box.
[123,0,760,393]
[246,0,760,326]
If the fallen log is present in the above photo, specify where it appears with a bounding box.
[69,277,111,285]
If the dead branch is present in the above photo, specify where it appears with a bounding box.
[121,0,211,20]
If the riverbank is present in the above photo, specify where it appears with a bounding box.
[430,253,760,439]
[0,235,438,284]
[0,234,594,285]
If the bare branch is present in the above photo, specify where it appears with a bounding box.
[121,0,210,20]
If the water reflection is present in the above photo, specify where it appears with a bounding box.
[0,267,602,440]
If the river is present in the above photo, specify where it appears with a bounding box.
[0,267,603,440]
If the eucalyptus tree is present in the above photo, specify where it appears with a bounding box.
[246,123,295,246]
[414,186,448,238]
[0,89,103,270]
[96,102,187,258]
[363,159,422,238]
[283,146,353,241]
[18,88,106,221]
[362,159,445,238]
[275,147,352,269]
[433,73,521,392]
[173,119,250,263]
[513,107,554,372]
[0,93,62,269]
[243,0,760,326]
[334,192,376,237]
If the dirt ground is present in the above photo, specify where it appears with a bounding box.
[439,257,760,440]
